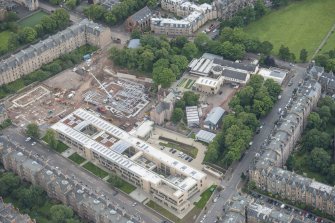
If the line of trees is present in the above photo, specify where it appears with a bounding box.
[194,27,274,61]
[1,9,70,56]
[205,75,282,167]
[0,44,97,99]
[83,0,157,26]
[110,35,192,88]
[314,49,335,72]
[0,172,82,223]
[287,96,335,185]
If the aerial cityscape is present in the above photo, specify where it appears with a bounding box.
[0,0,334,223]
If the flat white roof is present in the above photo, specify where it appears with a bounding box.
[134,120,154,138]
[195,77,220,87]
[52,109,206,187]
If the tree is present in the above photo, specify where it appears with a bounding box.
[182,42,198,59]
[309,147,331,174]
[327,164,335,185]
[130,28,141,39]
[26,123,40,139]
[278,45,292,61]
[0,173,20,196]
[258,41,273,55]
[318,105,332,123]
[307,112,322,130]
[299,49,308,62]
[248,75,264,92]
[175,100,185,109]
[139,49,154,72]
[83,4,105,21]
[171,55,189,71]
[262,55,276,67]
[65,0,77,9]
[302,128,330,151]
[325,58,335,72]
[254,0,267,18]
[171,108,184,123]
[152,67,175,88]
[44,129,58,149]
[263,79,281,102]
[41,16,57,33]
[236,86,254,107]
[204,140,219,162]
[51,9,70,29]
[19,27,37,43]
[50,205,74,223]
[183,91,199,106]
[108,174,124,187]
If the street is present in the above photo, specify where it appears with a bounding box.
[201,64,307,223]
[1,127,166,223]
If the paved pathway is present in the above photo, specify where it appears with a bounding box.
[311,22,335,60]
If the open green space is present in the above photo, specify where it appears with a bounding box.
[43,135,69,153]
[194,185,216,209]
[107,174,136,194]
[319,31,335,54]
[244,0,335,58]
[185,79,195,89]
[177,78,187,87]
[18,11,48,27]
[68,152,86,165]
[0,31,11,52]
[83,162,109,179]
[159,137,198,158]
[146,200,181,223]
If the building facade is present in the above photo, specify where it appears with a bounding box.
[248,77,335,216]
[193,76,223,94]
[13,0,39,11]
[0,144,135,223]
[126,6,152,32]
[151,0,218,36]
[51,108,208,214]
[150,92,175,125]
[0,197,35,223]
[0,19,112,86]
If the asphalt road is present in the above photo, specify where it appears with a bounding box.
[1,127,166,223]
[201,64,307,223]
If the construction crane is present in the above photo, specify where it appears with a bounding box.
[88,71,112,99]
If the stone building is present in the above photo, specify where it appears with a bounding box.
[150,92,175,125]
[248,76,335,216]
[126,6,152,32]
[0,197,35,223]
[151,0,218,36]
[0,19,112,86]
[13,0,39,11]
[0,144,135,223]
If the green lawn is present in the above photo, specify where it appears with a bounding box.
[68,152,86,164]
[18,11,48,27]
[194,185,217,209]
[107,175,136,194]
[146,200,181,223]
[83,162,109,179]
[0,31,11,52]
[244,0,335,59]
[320,31,335,54]
[42,135,69,153]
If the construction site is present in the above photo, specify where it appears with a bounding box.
[6,52,153,131]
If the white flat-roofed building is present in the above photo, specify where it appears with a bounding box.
[185,106,200,127]
[194,76,223,94]
[258,68,287,85]
[195,130,216,143]
[51,108,207,215]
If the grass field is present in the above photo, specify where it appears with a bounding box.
[0,31,11,52]
[146,201,181,223]
[107,175,136,194]
[68,152,86,164]
[19,11,48,27]
[83,162,109,179]
[244,0,335,59]
[320,32,335,54]
[194,185,216,209]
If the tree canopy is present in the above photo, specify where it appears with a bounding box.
[26,123,40,139]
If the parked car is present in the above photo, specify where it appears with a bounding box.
[169,148,173,152]
[31,142,36,146]
[188,158,193,162]
[25,137,31,142]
